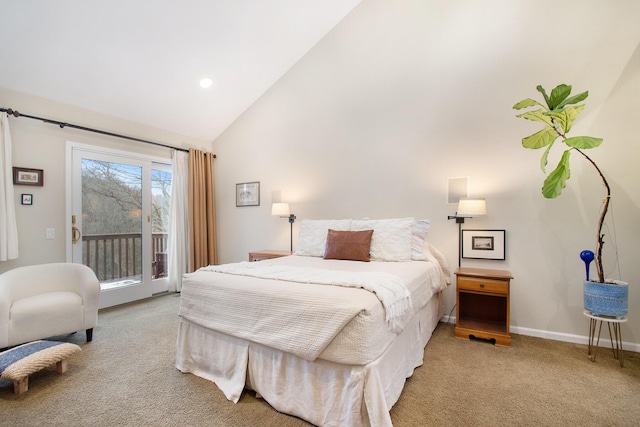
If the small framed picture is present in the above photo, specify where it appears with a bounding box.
[462,229,506,260]
[236,181,260,207]
[13,167,44,186]
[21,194,33,205]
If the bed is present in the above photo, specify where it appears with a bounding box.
[176,218,451,427]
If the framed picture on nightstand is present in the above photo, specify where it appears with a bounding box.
[462,229,506,260]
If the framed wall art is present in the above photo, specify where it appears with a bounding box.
[462,229,506,260]
[21,194,33,205]
[13,167,44,186]
[236,181,260,207]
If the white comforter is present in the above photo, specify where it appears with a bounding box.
[201,262,412,332]
[179,253,449,362]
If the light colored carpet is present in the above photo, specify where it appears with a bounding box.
[1,294,638,426]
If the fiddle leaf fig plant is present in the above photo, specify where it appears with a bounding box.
[513,84,610,283]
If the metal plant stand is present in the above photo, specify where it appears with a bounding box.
[584,310,627,367]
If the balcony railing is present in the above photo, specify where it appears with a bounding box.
[83,232,168,282]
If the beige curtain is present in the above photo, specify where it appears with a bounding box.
[188,148,217,271]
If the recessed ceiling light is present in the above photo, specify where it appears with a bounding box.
[200,78,213,89]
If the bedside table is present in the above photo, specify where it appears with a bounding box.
[248,250,293,262]
[454,267,513,347]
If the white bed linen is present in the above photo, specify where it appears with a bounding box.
[200,261,413,333]
[176,243,451,426]
[175,292,444,427]
[179,255,447,364]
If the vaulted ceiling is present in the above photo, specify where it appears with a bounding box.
[0,1,361,142]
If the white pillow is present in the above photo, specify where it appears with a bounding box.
[351,218,413,261]
[295,219,352,257]
[411,219,431,261]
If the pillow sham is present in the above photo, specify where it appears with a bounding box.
[295,219,352,257]
[323,229,374,262]
[350,217,413,261]
[411,219,431,261]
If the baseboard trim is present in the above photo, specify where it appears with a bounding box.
[440,316,640,353]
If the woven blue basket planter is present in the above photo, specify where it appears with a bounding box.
[584,280,628,318]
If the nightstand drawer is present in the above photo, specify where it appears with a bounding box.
[457,276,508,295]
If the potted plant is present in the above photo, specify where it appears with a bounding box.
[513,83,627,317]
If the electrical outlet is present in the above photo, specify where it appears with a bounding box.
[46,228,55,240]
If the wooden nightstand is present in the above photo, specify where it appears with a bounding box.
[454,267,513,347]
[248,250,293,262]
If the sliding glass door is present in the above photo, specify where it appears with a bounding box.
[68,143,171,308]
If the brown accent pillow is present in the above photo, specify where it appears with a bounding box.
[323,229,374,262]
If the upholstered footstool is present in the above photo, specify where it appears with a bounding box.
[0,340,81,395]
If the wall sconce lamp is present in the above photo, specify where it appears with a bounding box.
[272,202,296,251]
[448,198,487,266]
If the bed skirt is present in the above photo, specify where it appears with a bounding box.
[176,292,444,427]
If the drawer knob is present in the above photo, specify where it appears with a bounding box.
[480,283,485,288]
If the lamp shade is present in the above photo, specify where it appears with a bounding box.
[271,202,290,216]
[456,198,486,217]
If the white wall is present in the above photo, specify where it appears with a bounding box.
[212,0,640,345]
[0,87,211,273]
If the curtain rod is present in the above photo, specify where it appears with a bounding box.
[1,107,216,158]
